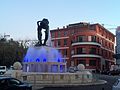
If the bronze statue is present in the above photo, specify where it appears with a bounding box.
[36,18,49,46]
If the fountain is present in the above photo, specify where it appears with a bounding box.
[22,19,106,89]
[23,18,66,73]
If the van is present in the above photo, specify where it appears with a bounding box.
[0,66,6,75]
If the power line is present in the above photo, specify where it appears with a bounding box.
[100,23,118,31]
[102,24,118,27]
[107,28,116,30]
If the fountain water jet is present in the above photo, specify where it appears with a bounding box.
[23,46,66,72]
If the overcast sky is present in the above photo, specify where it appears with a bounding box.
[0,0,119,40]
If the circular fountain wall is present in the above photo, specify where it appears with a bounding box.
[23,46,66,73]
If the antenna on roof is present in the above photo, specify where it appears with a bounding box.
[101,24,104,26]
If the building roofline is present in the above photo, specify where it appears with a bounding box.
[50,22,115,37]
[94,23,115,36]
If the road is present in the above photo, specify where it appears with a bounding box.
[37,74,120,90]
[96,74,119,90]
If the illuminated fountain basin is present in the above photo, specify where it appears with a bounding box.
[22,46,106,88]
[23,46,66,73]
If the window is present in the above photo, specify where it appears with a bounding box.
[0,80,7,86]
[51,40,54,46]
[91,36,96,42]
[56,40,61,46]
[64,31,67,36]
[88,36,92,41]
[58,31,61,37]
[9,79,21,85]
[89,60,96,66]
[76,47,86,54]
[77,60,86,66]
[71,38,75,43]
[105,41,107,46]
[77,35,86,42]
[100,39,103,44]
[82,48,86,53]
[112,45,114,50]
[108,43,110,49]
[71,49,74,55]
[51,32,55,38]
[71,30,75,35]
[64,39,67,45]
[104,50,107,57]
[89,47,96,54]
[63,49,67,57]
[76,47,81,54]
[97,37,100,43]
[98,48,100,55]
[101,49,104,55]
[90,25,95,30]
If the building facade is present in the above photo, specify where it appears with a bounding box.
[116,26,120,65]
[50,22,115,71]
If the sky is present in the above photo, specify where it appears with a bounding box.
[0,0,120,40]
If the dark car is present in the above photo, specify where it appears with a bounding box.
[0,76,32,90]
[68,67,75,73]
[101,70,109,75]
[109,70,120,76]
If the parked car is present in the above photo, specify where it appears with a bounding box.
[0,66,6,75]
[109,70,120,76]
[101,70,109,75]
[112,79,120,90]
[0,76,32,90]
[68,66,75,73]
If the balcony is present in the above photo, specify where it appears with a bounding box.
[72,54,102,58]
[72,41,101,47]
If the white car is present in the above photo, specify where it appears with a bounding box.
[113,79,120,90]
[0,66,6,75]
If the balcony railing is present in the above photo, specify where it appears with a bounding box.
[72,41,101,47]
[72,54,102,58]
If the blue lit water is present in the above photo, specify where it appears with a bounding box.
[23,46,66,72]
[23,46,63,63]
